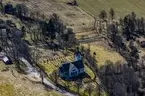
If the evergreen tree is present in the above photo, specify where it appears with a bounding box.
[109,8,115,20]
[99,10,107,21]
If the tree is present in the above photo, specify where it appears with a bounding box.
[0,0,4,14]
[37,26,42,41]
[47,13,60,40]
[140,17,145,35]
[123,14,134,41]
[21,26,26,38]
[27,23,32,40]
[73,0,78,6]
[35,10,40,20]
[98,85,101,96]
[30,11,35,19]
[15,4,28,18]
[62,31,69,50]
[67,28,76,47]
[76,80,82,94]
[47,19,56,40]
[85,83,95,96]
[99,10,107,21]
[109,8,115,20]
[54,70,58,84]
[107,23,125,51]
[119,18,124,26]
[131,12,136,20]
[41,13,45,21]
[93,17,97,30]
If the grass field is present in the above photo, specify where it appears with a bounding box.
[82,44,124,67]
[77,0,145,18]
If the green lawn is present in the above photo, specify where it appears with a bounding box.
[77,0,145,18]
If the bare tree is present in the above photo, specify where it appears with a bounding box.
[54,70,58,84]
[35,11,40,21]
[86,83,95,96]
[93,17,97,30]
[76,80,82,94]
[15,4,28,18]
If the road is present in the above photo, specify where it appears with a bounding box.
[20,57,77,96]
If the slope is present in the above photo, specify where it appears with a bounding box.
[77,0,145,18]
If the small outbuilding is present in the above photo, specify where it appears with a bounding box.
[2,56,13,65]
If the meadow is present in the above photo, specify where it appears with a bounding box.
[82,44,124,67]
[77,0,145,18]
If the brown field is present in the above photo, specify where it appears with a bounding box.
[5,0,94,32]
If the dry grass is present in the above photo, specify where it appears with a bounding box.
[82,44,124,67]
[6,0,94,32]
[0,62,62,96]
[0,83,15,96]
[0,61,6,71]
[84,65,95,79]
[77,0,145,18]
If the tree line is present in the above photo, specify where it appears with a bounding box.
[97,8,145,96]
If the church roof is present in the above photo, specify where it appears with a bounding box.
[59,60,84,73]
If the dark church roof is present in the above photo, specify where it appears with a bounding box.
[73,60,84,69]
[59,60,84,73]
[59,63,70,73]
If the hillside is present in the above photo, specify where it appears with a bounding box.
[2,0,145,96]
[82,44,125,67]
[77,0,145,18]
[0,62,62,96]
[5,0,94,32]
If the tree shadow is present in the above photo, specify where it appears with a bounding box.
[98,61,141,96]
